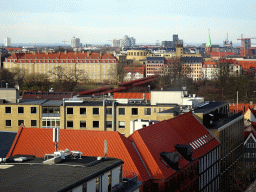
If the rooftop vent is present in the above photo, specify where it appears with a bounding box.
[175,145,193,161]
[160,152,180,171]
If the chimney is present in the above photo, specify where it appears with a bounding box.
[100,51,102,58]
[87,51,91,57]
[82,50,84,54]
[59,51,61,55]
[74,51,77,55]
[46,52,48,55]
[64,50,67,54]
[6,83,8,89]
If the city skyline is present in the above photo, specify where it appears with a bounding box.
[1,0,256,45]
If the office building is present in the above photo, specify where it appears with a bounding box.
[4,37,11,47]
[112,35,136,48]
[71,36,80,48]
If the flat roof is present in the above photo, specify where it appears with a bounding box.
[0,155,123,192]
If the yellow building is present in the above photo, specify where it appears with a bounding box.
[126,50,150,65]
[3,51,118,83]
[0,97,175,136]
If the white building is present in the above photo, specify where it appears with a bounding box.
[4,37,11,47]
[112,35,135,48]
[130,119,159,135]
[71,36,80,48]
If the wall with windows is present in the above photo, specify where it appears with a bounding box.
[60,104,174,137]
[0,104,41,132]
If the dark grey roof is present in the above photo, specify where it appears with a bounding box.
[0,155,123,192]
[18,99,47,105]
[193,102,229,114]
[42,100,63,106]
[146,57,164,61]
[182,57,202,63]
[0,131,17,158]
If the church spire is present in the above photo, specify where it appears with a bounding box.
[206,29,211,47]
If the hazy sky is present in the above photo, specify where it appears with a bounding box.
[1,0,255,45]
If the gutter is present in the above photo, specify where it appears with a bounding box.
[7,124,24,158]
[132,142,152,179]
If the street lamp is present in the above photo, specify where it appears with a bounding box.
[148,85,150,93]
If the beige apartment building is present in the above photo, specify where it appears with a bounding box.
[3,51,118,82]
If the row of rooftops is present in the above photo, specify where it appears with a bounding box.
[4,112,220,183]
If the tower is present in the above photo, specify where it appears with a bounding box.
[206,30,212,55]
[4,37,11,47]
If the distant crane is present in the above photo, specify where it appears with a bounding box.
[62,40,69,47]
[29,42,37,52]
[237,34,256,56]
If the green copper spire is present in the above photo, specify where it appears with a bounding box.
[206,34,211,47]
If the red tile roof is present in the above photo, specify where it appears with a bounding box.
[7,112,220,183]
[4,52,117,63]
[6,128,150,182]
[5,48,22,51]
[113,92,150,101]
[22,91,73,100]
[128,112,220,180]
[229,103,256,113]
[211,51,236,57]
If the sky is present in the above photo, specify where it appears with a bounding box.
[0,0,256,45]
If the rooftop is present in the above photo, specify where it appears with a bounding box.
[0,154,123,192]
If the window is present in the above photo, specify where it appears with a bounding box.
[5,107,11,114]
[18,107,24,114]
[93,121,99,128]
[106,121,112,128]
[31,120,37,127]
[144,108,151,115]
[18,120,24,126]
[67,107,73,115]
[93,108,99,115]
[119,108,125,115]
[132,108,138,115]
[67,121,73,128]
[119,121,125,128]
[80,121,86,128]
[31,107,37,114]
[5,120,11,127]
[106,108,112,115]
[80,108,86,115]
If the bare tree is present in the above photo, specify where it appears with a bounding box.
[49,66,86,92]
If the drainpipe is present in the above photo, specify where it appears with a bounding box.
[103,99,106,131]
[112,101,116,131]
[63,98,65,129]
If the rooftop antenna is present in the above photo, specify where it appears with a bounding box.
[53,128,59,152]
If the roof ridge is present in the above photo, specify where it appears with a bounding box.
[6,125,24,158]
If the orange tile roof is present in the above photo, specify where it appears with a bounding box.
[229,103,256,113]
[128,112,220,180]
[6,128,150,182]
[5,48,22,51]
[113,92,150,101]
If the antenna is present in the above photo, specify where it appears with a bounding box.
[53,128,59,152]
[104,140,108,157]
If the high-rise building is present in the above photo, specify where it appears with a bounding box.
[112,35,135,47]
[4,37,11,47]
[70,36,80,48]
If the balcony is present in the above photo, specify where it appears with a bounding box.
[112,170,142,192]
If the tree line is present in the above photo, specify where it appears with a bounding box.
[0,66,87,92]
[153,58,256,103]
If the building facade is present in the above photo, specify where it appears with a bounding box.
[3,52,118,82]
